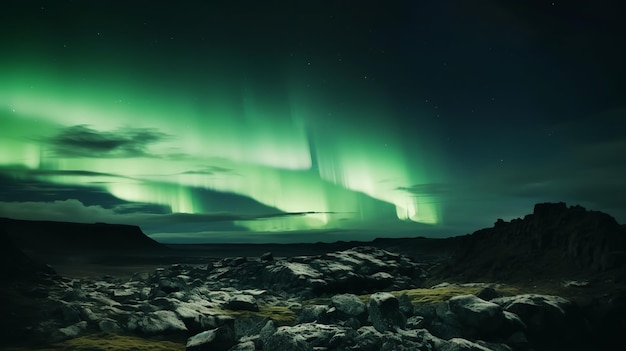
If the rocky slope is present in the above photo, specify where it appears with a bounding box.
[437,202,626,282]
[0,227,56,282]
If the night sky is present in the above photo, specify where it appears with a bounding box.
[1,1,625,243]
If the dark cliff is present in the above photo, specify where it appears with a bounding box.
[0,217,164,256]
[440,202,626,281]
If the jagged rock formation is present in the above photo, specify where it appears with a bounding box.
[0,246,611,351]
[206,246,427,297]
[439,202,626,281]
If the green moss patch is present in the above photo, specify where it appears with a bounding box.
[3,334,186,351]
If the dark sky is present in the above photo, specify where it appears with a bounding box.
[1,0,625,243]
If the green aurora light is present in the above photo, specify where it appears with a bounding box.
[0,63,444,232]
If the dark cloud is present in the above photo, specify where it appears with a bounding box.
[112,203,170,215]
[147,211,340,226]
[0,198,344,237]
[397,183,451,196]
[180,166,237,176]
[0,172,122,207]
[1,166,126,180]
[48,125,168,157]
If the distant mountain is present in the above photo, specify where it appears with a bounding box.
[0,218,165,256]
[438,202,626,282]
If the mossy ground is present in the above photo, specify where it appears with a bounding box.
[1,281,591,350]
[305,284,526,308]
[0,334,185,351]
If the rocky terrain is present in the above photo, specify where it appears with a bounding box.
[1,202,625,351]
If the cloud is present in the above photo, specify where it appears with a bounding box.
[0,199,120,223]
[396,183,451,196]
[180,166,236,175]
[47,125,169,157]
[0,166,127,180]
[0,198,343,236]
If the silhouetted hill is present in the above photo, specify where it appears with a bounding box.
[0,227,56,281]
[0,218,165,256]
[438,202,626,282]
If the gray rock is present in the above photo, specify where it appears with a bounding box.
[127,310,187,335]
[439,337,507,351]
[98,318,123,333]
[229,340,256,351]
[259,319,277,346]
[298,304,329,323]
[264,327,312,351]
[234,315,269,338]
[398,293,415,316]
[186,327,237,351]
[260,252,274,262]
[379,328,443,351]
[331,293,367,317]
[406,315,425,329]
[368,292,406,332]
[263,323,356,351]
[52,321,88,342]
[56,301,82,324]
[78,306,99,323]
[491,294,587,349]
[475,340,514,351]
[159,278,182,294]
[475,287,499,301]
[225,294,259,312]
[351,326,383,350]
[448,294,506,333]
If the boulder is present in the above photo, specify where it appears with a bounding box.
[98,318,123,333]
[492,294,590,350]
[186,327,236,351]
[264,323,356,351]
[52,321,88,342]
[354,327,443,351]
[128,310,187,335]
[439,337,512,351]
[330,293,367,320]
[225,294,259,312]
[433,295,525,342]
[368,292,406,332]
[263,328,312,351]
[260,252,274,262]
[298,304,330,323]
[234,315,269,339]
[229,340,256,351]
[447,295,507,333]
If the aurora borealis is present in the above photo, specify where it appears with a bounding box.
[1,1,625,243]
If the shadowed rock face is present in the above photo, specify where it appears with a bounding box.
[440,202,626,281]
[0,227,56,281]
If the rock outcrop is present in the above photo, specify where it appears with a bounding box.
[441,202,626,281]
[206,246,427,297]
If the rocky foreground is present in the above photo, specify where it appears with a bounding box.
[1,202,625,351]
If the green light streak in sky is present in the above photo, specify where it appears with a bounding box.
[0,64,443,231]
